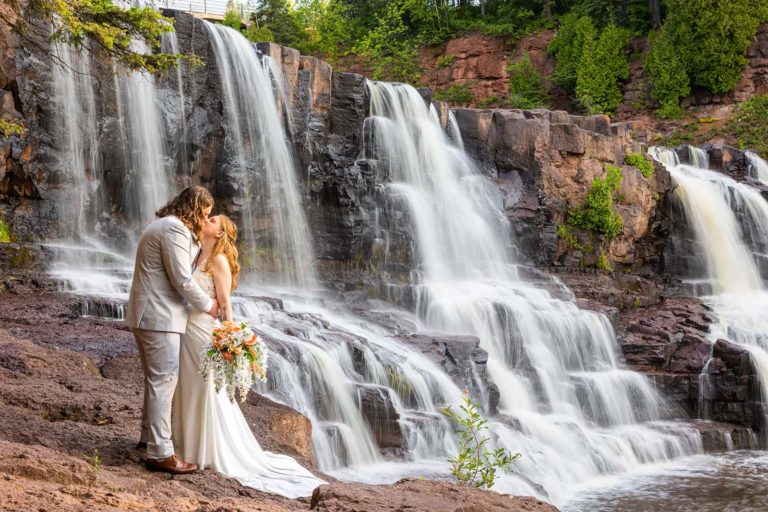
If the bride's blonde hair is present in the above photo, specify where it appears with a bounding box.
[205,215,241,291]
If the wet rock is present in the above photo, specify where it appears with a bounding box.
[356,384,403,450]
[310,478,559,512]
[402,333,499,413]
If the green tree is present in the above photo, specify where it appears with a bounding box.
[549,14,596,92]
[442,393,521,489]
[658,0,768,94]
[507,51,549,109]
[643,25,689,118]
[3,0,182,73]
[356,1,421,83]
[250,0,308,51]
[222,1,243,30]
[575,23,630,114]
[295,0,356,60]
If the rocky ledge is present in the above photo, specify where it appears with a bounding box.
[556,268,762,436]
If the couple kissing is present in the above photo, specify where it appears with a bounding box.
[125,186,326,498]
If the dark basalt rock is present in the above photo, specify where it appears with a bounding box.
[402,333,500,414]
[356,384,403,450]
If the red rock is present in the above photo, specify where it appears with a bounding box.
[310,479,559,512]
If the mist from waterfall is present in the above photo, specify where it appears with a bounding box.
[204,23,316,289]
[649,146,768,436]
[362,82,702,503]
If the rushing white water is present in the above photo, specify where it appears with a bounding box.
[650,146,768,437]
[117,59,172,226]
[205,23,316,289]
[747,151,768,185]
[361,82,702,503]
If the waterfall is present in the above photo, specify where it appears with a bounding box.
[650,146,768,437]
[747,151,768,184]
[204,23,317,289]
[116,56,172,226]
[361,82,701,503]
[47,35,171,306]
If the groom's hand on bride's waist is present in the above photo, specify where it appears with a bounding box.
[207,299,219,318]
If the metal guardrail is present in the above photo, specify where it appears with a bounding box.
[153,0,255,19]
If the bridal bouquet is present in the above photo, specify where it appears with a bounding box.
[201,320,268,403]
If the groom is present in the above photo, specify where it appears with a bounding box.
[126,186,219,474]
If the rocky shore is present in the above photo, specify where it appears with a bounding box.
[0,266,557,511]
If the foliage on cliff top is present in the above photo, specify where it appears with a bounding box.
[624,152,654,178]
[568,164,624,239]
[644,0,767,117]
[724,96,768,159]
[3,0,190,74]
[433,84,474,106]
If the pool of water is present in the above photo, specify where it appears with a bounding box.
[562,451,768,512]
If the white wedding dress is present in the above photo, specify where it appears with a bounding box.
[172,267,327,498]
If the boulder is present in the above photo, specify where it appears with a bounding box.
[310,478,559,512]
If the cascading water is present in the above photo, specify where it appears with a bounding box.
[47,42,134,307]
[362,82,702,503]
[649,146,768,438]
[48,33,172,310]
[116,54,173,226]
[747,151,768,185]
[204,23,316,289]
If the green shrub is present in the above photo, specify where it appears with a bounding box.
[433,84,474,106]
[442,393,521,489]
[568,165,624,239]
[0,119,22,138]
[725,96,768,158]
[624,153,654,178]
[596,251,612,271]
[644,26,690,119]
[507,51,549,109]
[0,218,13,243]
[436,55,456,69]
[575,23,630,115]
[476,96,500,109]
[245,23,275,43]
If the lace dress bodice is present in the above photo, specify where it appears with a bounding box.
[193,266,216,300]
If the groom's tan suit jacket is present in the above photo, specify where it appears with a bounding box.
[126,215,212,333]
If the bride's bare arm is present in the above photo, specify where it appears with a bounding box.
[211,254,234,322]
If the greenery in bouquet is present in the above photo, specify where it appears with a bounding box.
[201,320,268,403]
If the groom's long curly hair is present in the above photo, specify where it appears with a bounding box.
[156,186,213,241]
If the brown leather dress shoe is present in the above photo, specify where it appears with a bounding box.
[145,455,198,475]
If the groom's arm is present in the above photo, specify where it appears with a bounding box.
[161,222,215,314]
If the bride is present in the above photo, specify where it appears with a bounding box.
[172,214,327,498]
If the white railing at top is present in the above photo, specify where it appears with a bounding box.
[152,0,255,18]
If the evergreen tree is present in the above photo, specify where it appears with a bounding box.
[660,0,768,94]
[575,23,630,114]
[250,0,308,51]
